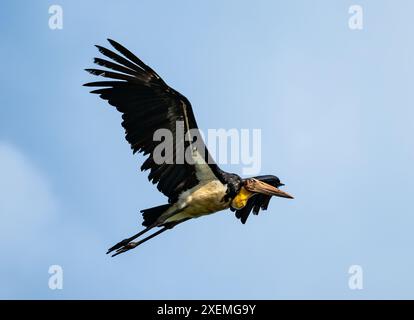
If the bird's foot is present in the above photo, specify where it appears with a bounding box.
[106,238,132,254]
[111,242,138,257]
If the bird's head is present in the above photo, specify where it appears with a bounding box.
[231,175,293,210]
[244,176,293,199]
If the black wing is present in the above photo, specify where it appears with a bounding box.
[84,39,223,203]
[231,175,281,224]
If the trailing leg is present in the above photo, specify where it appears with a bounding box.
[111,218,190,257]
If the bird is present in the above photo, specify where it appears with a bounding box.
[84,39,294,257]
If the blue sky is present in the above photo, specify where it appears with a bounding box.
[1,0,414,299]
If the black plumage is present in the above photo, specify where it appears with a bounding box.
[85,39,224,203]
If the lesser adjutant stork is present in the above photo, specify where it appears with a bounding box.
[85,39,293,257]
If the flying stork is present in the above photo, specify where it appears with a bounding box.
[84,39,294,257]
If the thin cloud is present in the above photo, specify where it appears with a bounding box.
[0,142,57,242]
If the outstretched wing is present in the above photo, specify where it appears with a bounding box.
[231,175,281,224]
[84,39,224,203]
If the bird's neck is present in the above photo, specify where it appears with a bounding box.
[231,187,254,210]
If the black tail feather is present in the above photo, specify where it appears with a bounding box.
[141,204,171,227]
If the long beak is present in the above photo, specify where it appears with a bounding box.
[248,180,294,199]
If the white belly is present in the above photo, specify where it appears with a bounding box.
[164,180,230,223]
